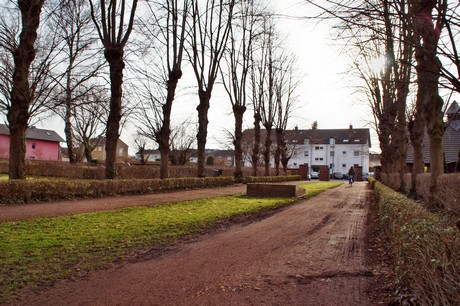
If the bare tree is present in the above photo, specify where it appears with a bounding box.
[438,4,460,93]
[133,0,189,178]
[4,0,45,179]
[274,54,297,176]
[169,120,196,165]
[220,0,260,181]
[133,133,150,165]
[410,0,447,206]
[50,0,103,164]
[257,17,278,176]
[187,0,235,177]
[347,0,413,192]
[72,89,109,163]
[89,0,138,179]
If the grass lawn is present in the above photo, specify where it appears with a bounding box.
[0,181,341,302]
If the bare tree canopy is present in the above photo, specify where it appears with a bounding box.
[89,0,138,179]
[187,0,235,177]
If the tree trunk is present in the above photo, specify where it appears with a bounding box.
[395,73,410,191]
[64,56,76,163]
[233,105,246,182]
[196,89,211,177]
[104,48,125,179]
[274,128,283,176]
[7,0,45,179]
[251,112,261,176]
[84,141,93,162]
[412,0,445,206]
[64,98,76,163]
[158,73,181,179]
[263,126,272,176]
[409,112,425,195]
[426,95,445,206]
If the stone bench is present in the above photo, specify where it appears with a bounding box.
[246,183,306,198]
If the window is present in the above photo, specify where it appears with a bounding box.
[330,151,335,157]
[342,164,346,168]
[342,151,347,155]
[315,157,324,161]
[119,148,125,156]
[293,163,297,166]
[304,151,309,157]
[343,139,349,143]
[354,151,359,156]
[31,143,36,149]
[97,146,102,152]
[314,146,324,150]
[354,139,360,142]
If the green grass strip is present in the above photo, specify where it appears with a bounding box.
[0,181,339,302]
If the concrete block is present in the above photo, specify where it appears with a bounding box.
[246,183,306,198]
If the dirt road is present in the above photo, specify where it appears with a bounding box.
[12,182,392,305]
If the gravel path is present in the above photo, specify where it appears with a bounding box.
[9,181,393,305]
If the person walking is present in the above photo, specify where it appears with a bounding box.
[348,166,355,186]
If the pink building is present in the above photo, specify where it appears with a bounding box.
[0,124,64,161]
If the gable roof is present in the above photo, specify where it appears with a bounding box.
[446,101,459,115]
[406,120,460,164]
[243,126,371,146]
[90,137,129,148]
[0,124,64,143]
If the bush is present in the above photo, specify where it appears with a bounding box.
[372,180,460,305]
[0,177,236,205]
[244,175,302,184]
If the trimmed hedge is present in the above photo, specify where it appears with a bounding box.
[0,177,235,205]
[371,178,460,305]
[244,175,302,184]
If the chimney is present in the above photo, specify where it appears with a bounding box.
[349,124,353,130]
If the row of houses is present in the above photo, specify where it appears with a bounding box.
[1,101,458,173]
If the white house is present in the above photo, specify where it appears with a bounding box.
[243,125,371,175]
[135,149,161,162]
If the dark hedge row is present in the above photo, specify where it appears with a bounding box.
[0,177,235,204]
[370,178,460,305]
[244,175,302,184]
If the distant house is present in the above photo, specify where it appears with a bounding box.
[369,153,381,170]
[205,149,234,167]
[242,125,371,174]
[90,137,129,162]
[135,149,161,162]
[0,124,64,161]
[407,101,460,173]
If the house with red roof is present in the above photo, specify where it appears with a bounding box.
[0,124,65,161]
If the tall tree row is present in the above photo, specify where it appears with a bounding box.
[309,0,457,205]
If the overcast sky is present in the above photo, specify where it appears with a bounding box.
[37,0,459,155]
